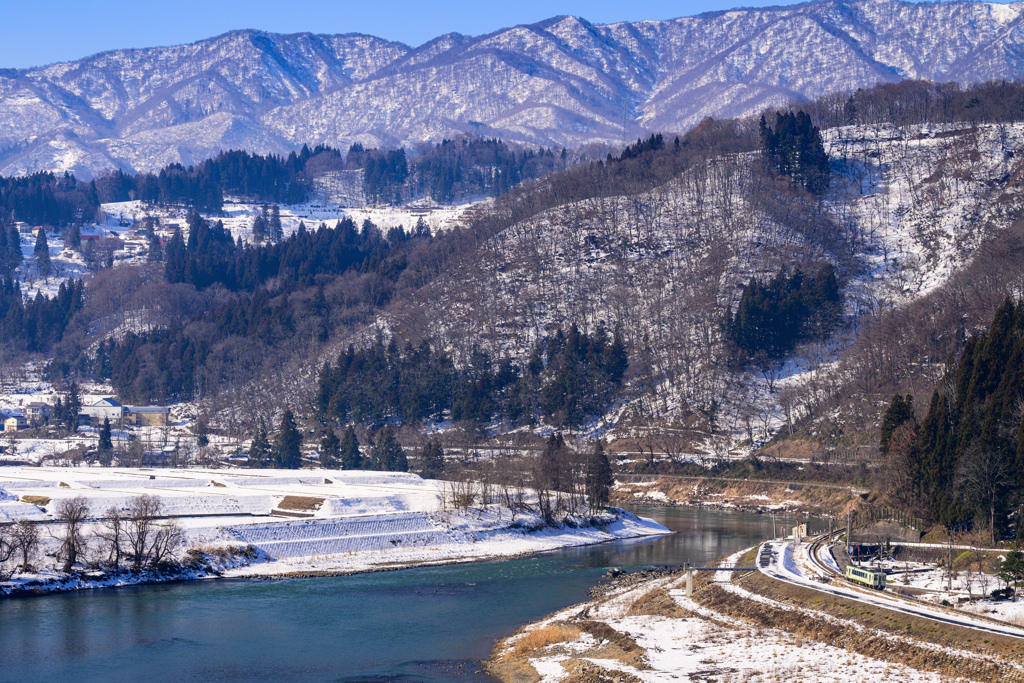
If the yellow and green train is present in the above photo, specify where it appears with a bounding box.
[845,565,886,589]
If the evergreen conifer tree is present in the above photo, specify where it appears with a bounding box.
[61,382,81,432]
[419,440,444,479]
[320,428,341,469]
[9,227,22,265]
[274,409,303,469]
[340,426,362,469]
[97,417,113,464]
[372,427,406,472]
[248,423,271,468]
[34,229,50,276]
[585,440,614,510]
[69,224,81,250]
[880,394,915,455]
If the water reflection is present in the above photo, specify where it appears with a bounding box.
[0,506,805,683]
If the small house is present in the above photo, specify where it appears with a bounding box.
[31,226,47,237]
[4,415,27,432]
[14,221,31,234]
[24,401,53,425]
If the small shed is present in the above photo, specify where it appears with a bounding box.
[127,406,169,427]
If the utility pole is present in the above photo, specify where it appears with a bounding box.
[947,535,954,592]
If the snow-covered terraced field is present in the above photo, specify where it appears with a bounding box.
[230,513,455,558]
[0,467,671,579]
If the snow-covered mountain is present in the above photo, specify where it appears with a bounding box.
[4,0,1024,177]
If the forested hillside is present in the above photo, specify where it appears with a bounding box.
[882,299,1024,539]
[5,79,1024,542]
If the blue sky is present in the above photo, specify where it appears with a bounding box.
[2,0,803,69]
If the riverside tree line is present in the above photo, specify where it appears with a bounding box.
[0,494,185,579]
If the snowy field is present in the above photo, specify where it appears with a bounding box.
[0,467,669,591]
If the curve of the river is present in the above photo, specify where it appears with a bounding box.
[0,506,807,682]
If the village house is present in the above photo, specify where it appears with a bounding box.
[81,398,125,425]
[4,414,27,432]
[24,401,53,425]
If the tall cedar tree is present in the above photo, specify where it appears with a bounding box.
[419,440,445,479]
[340,426,362,469]
[34,230,50,275]
[98,417,113,459]
[248,423,271,468]
[586,440,614,509]
[880,394,916,455]
[320,428,341,469]
[372,428,407,472]
[274,410,302,469]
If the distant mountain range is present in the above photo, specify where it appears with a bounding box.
[3,0,1024,178]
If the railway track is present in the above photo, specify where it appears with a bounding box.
[797,531,1024,639]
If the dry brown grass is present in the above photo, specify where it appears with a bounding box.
[626,588,689,618]
[277,496,324,512]
[20,495,50,506]
[503,623,582,660]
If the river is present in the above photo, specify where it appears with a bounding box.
[0,506,806,682]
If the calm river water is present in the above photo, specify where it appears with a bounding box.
[0,507,804,683]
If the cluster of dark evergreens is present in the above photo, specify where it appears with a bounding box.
[0,226,23,277]
[0,172,100,227]
[354,138,570,205]
[94,146,339,211]
[164,212,410,293]
[0,278,83,354]
[314,324,626,429]
[617,133,666,161]
[727,265,842,361]
[759,111,830,194]
[882,298,1024,540]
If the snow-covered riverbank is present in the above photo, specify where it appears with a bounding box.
[0,467,669,596]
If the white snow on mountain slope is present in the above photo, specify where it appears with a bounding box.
[5,0,1024,177]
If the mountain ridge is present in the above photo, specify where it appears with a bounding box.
[3,0,1024,178]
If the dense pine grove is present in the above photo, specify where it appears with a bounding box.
[162,212,409,293]
[314,324,627,429]
[759,111,831,194]
[884,298,1024,540]
[0,278,83,354]
[354,138,570,205]
[0,172,100,227]
[727,265,842,361]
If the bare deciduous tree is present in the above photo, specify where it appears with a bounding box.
[54,496,90,573]
[11,520,40,571]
